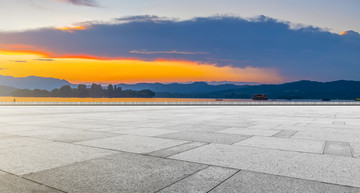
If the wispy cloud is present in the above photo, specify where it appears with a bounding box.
[129,50,209,55]
[56,0,98,7]
[13,60,27,63]
[34,59,55,62]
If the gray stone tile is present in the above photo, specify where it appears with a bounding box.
[148,142,208,157]
[170,143,360,187]
[333,121,346,125]
[0,142,116,175]
[218,128,281,136]
[0,174,62,193]
[24,152,207,193]
[116,128,180,136]
[292,128,360,142]
[245,123,280,130]
[0,133,12,138]
[77,135,189,154]
[272,130,298,138]
[0,137,51,150]
[234,136,325,154]
[158,131,250,144]
[210,170,360,193]
[324,141,352,157]
[158,166,238,193]
[164,124,231,132]
[4,128,118,143]
[350,142,360,158]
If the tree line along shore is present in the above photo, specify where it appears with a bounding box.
[11,84,155,98]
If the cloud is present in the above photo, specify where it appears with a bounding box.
[56,0,98,7]
[129,50,209,55]
[13,60,27,63]
[34,59,55,62]
[0,15,359,81]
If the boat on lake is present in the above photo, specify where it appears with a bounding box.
[252,94,268,100]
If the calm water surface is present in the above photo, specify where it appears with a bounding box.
[0,97,252,102]
[0,97,354,102]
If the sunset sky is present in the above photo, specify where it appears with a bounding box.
[0,0,359,84]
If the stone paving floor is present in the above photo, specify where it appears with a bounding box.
[0,106,360,193]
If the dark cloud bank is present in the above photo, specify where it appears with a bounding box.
[0,15,359,81]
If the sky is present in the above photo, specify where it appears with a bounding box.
[0,0,359,84]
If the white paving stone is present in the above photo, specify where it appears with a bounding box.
[77,135,189,154]
[170,143,360,188]
[1,106,360,192]
[324,141,352,157]
[234,136,325,153]
[218,128,281,136]
[148,142,208,157]
[210,170,360,193]
[0,137,51,150]
[158,130,250,144]
[292,128,360,142]
[116,128,180,136]
[24,152,207,193]
[3,128,118,143]
[158,166,238,193]
[0,142,116,175]
[350,142,360,158]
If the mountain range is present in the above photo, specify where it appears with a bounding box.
[1,75,360,99]
[0,75,72,90]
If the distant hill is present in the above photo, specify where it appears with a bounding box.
[208,80,360,99]
[1,75,360,99]
[117,82,248,93]
[0,85,18,96]
[0,75,72,90]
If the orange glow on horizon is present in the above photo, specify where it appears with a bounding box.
[0,48,284,84]
[55,25,90,32]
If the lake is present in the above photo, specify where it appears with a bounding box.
[0,97,254,102]
[0,97,355,103]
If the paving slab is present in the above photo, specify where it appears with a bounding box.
[148,142,208,157]
[158,130,250,144]
[170,143,360,188]
[245,123,280,130]
[0,137,51,150]
[3,128,118,143]
[218,128,281,136]
[324,141,352,157]
[158,166,238,193]
[292,128,360,142]
[116,128,180,136]
[24,152,207,193]
[0,142,116,175]
[0,174,62,193]
[234,136,325,154]
[350,142,360,158]
[0,133,12,138]
[272,130,298,138]
[77,135,189,154]
[163,124,231,132]
[209,170,360,193]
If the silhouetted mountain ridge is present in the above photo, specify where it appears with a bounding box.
[0,75,72,90]
[1,75,360,99]
[0,85,18,96]
[207,80,360,99]
[116,82,248,93]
